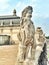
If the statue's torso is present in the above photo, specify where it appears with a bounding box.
[23,19,35,40]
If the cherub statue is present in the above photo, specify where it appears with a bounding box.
[35,27,46,65]
[17,6,36,63]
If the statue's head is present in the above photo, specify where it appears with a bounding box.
[35,27,45,42]
[35,27,43,35]
[22,6,33,18]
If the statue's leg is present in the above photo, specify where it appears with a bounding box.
[23,45,36,65]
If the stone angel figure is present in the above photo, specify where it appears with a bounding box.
[17,6,36,64]
[35,27,47,65]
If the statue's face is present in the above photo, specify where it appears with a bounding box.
[26,10,32,19]
[36,32,45,43]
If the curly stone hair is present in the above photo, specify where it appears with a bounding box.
[22,6,33,17]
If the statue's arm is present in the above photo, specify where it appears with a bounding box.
[17,32,22,42]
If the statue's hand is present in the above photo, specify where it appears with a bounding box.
[25,38,33,46]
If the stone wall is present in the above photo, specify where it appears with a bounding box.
[0,26,20,44]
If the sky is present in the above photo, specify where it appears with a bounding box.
[0,0,49,36]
